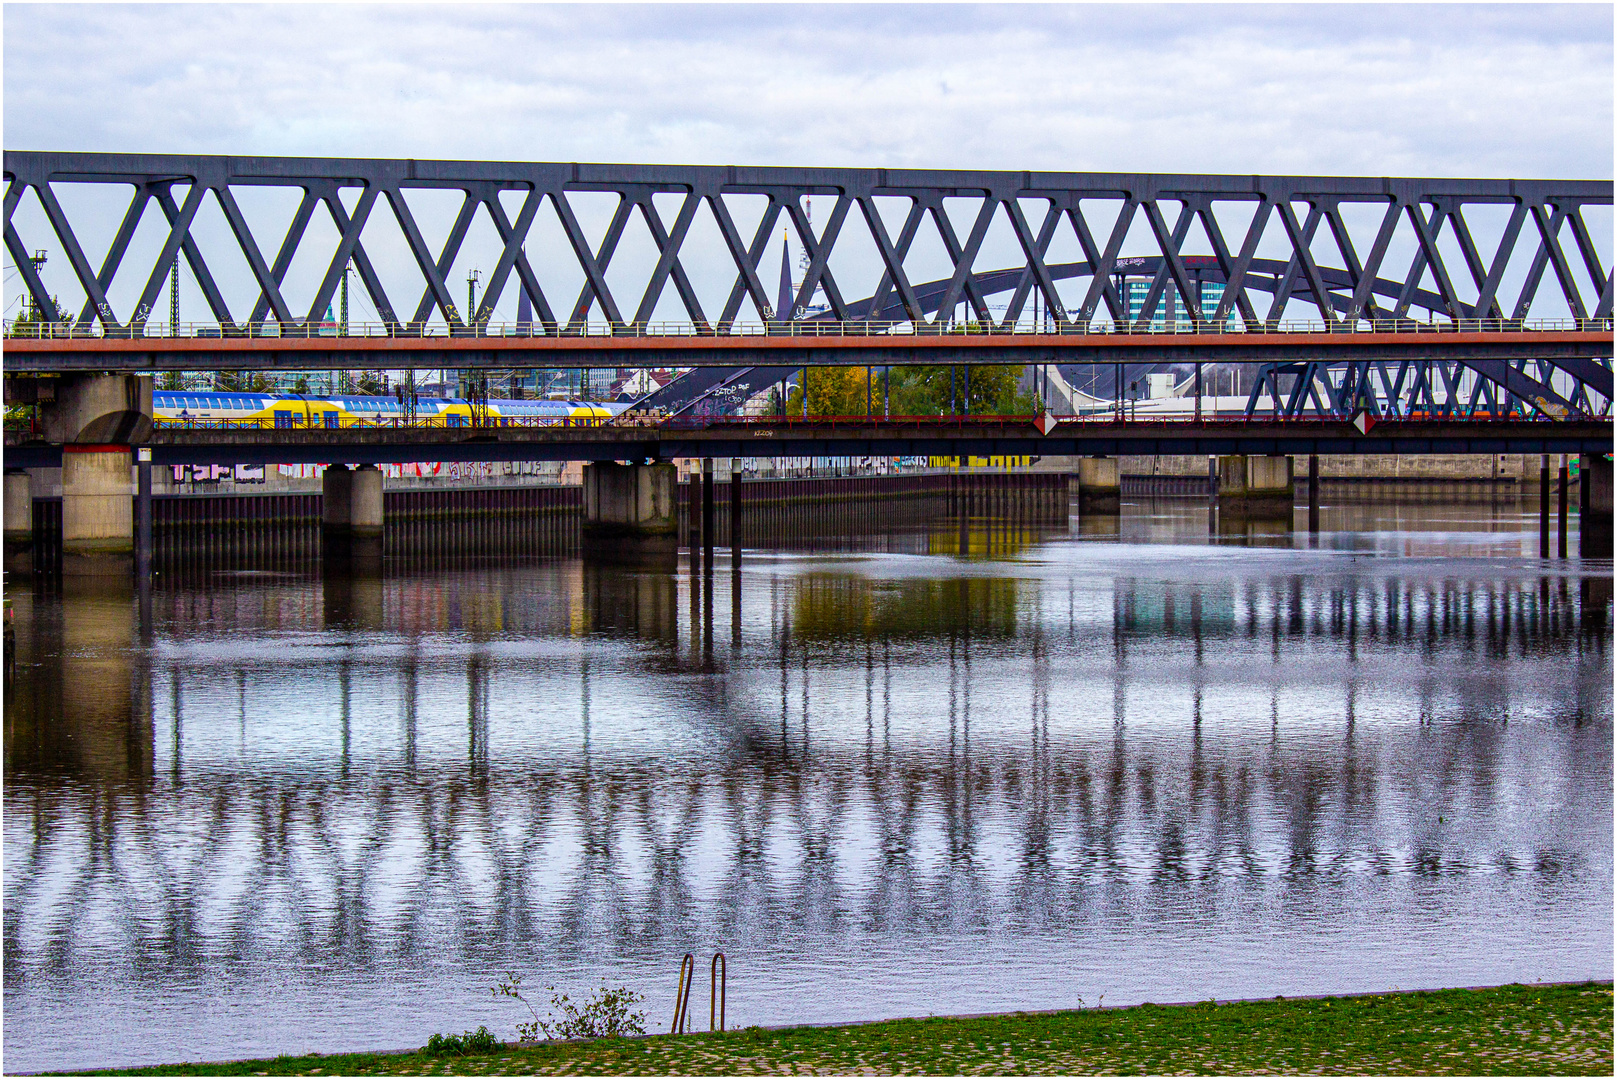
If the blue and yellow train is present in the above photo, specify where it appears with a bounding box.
[151,391,628,428]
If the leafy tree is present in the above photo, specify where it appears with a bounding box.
[784,367,879,416]
[214,371,275,393]
[888,365,1039,416]
[356,370,388,395]
[7,296,67,336]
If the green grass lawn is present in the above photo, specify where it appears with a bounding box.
[73,981,1612,1076]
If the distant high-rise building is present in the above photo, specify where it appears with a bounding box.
[1124,279,1239,329]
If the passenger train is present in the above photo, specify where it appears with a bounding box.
[151,391,630,428]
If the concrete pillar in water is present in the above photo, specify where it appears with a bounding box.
[1076,457,1120,514]
[322,465,354,538]
[345,463,386,573]
[5,469,32,570]
[1217,455,1294,517]
[350,464,384,539]
[62,445,134,575]
[729,468,742,556]
[582,462,678,563]
[29,373,153,576]
[1581,453,1612,558]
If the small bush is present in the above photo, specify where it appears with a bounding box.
[423,1026,499,1056]
[493,972,647,1040]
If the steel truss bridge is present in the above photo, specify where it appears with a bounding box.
[5,152,1612,424]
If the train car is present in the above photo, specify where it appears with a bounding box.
[152,391,626,428]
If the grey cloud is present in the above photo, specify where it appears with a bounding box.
[4,3,1611,179]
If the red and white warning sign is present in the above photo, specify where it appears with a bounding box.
[1035,412,1060,436]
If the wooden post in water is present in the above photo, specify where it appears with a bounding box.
[702,459,715,569]
[730,465,742,557]
[135,450,153,580]
[1540,454,1551,557]
[1308,454,1320,534]
[1558,456,1569,559]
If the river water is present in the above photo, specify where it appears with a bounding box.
[4,496,1611,1073]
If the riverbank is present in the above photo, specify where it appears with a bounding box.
[73,981,1612,1076]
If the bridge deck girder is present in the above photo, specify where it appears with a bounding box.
[5,418,1608,468]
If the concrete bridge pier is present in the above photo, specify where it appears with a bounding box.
[351,465,384,540]
[5,469,33,572]
[62,445,135,575]
[583,462,678,566]
[15,373,153,576]
[1076,457,1120,514]
[322,465,354,539]
[321,463,384,573]
[1582,453,1612,559]
[1217,455,1295,518]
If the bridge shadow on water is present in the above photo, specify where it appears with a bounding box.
[2,488,1612,1073]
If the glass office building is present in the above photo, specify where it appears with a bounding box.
[1124,279,1240,328]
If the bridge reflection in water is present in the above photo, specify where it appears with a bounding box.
[2,498,1611,1073]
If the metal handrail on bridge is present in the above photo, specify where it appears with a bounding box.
[5,316,1612,342]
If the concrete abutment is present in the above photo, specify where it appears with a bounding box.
[5,469,33,572]
[1076,457,1120,514]
[1217,455,1295,518]
[583,462,678,566]
[62,446,134,575]
[1582,453,1613,559]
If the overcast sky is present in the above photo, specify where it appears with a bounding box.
[4,3,1612,327]
[4,2,1612,178]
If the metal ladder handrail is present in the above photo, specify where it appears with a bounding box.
[671,951,727,1034]
[670,953,696,1034]
[710,952,726,1032]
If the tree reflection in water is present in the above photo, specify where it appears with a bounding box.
[3,505,1611,1073]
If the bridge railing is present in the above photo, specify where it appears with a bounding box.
[5,317,1613,341]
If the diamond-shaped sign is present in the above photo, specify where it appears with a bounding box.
[1035,412,1059,436]
[1352,410,1376,435]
